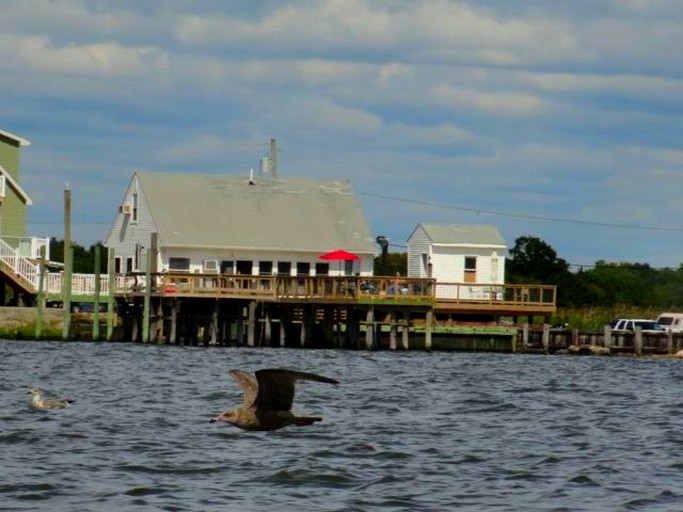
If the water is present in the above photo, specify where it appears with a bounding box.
[2,341,683,512]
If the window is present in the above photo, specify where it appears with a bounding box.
[126,257,134,273]
[203,260,218,272]
[277,262,291,276]
[236,260,253,275]
[132,193,139,223]
[0,175,5,199]
[315,262,329,275]
[169,257,190,271]
[114,257,122,273]
[259,261,273,275]
[297,262,311,276]
[220,260,234,274]
[464,256,477,284]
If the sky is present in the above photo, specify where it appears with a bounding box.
[2,0,683,268]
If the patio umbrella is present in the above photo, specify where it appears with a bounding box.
[319,249,360,275]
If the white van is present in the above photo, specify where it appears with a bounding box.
[656,312,683,333]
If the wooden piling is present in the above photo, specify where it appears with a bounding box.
[35,246,46,340]
[93,245,101,341]
[402,311,410,350]
[365,308,374,350]
[389,311,397,350]
[106,248,115,341]
[247,300,257,346]
[62,188,72,341]
[634,327,643,356]
[425,310,433,351]
[542,324,550,353]
[604,325,612,349]
[142,248,152,343]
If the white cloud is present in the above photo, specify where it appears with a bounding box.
[292,98,382,133]
[1,35,169,76]
[432,84,546,116]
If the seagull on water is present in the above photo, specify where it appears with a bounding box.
[210,368,338,431]
[28,388,74,410]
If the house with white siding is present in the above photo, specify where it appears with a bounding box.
[407,223,507,299]
[104,171,377,277]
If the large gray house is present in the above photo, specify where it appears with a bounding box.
[104,171,377,277]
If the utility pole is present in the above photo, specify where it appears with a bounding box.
[269,138,277,178]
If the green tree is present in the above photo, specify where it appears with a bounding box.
[49,237,106,273]
[507,236,570,284]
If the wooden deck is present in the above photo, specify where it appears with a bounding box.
[116,273,556,317]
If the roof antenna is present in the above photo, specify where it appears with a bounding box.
[249,169,255,186]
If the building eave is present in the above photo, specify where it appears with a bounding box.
[0,129,31,146]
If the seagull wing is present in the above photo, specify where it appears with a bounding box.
[228,369,259,407]
[254,369,338,411]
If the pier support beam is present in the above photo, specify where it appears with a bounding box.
[389,311,397,350]
[401,311,410,350]
[634,327,643,356]
[170,300,179,345]
[264,308,272,347]
[542,324,550,353]
[425,310,433,351]
[247,301,257,347]
[364,308,374,350]
[210,301,219,346]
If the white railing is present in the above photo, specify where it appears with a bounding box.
[0,237,39,288]
[45,273,111,296]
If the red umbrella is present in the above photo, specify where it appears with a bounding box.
[319,249,360,275]
[319,249,360,261]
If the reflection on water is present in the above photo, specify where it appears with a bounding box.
[2,340,683,511]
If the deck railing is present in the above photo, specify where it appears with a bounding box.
[435,282,557,307]
[20,269,557,310]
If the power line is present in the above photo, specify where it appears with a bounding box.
[358,191,683,233]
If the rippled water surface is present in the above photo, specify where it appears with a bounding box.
[2,340,683,511]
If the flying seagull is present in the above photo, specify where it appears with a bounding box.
[28,388,74,410]
[210,368,338,431]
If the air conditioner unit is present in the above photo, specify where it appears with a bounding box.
[119,204,132,214]
[203,259,218,272]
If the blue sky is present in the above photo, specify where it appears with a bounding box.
[2,0,682,267]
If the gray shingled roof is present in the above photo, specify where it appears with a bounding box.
[137,172,377,254]
[416,223,507,246]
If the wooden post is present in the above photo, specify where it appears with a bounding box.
[279,308,288,347]
[603,325,612,348]
[142,248,152,343]
[107,248,115,341]
[247,300,257,346]
[401,311,410,350]
[389,311,397,350]
[634,326,643,356]
[131,304,139,342]
[667,329,674,355]
[522,323,529,352]
[93,245,101,341]
[35,246,46,340]
[170,300,178,344]
[542,324,550,353]
[210,301,219,346]
[511,328,517,353]
[264,308,272,347]
[425,310,433,351]
[62,187,72,341]
[364,307,374,350]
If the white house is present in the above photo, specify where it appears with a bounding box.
[104,171,377,277]
[407,223,507,299]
